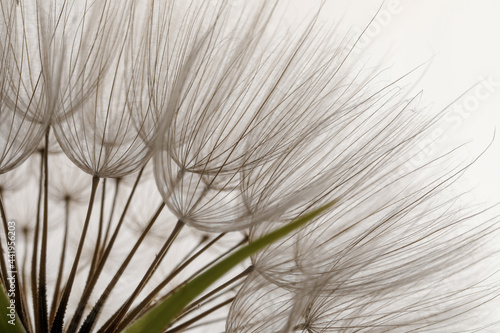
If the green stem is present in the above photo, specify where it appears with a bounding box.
[165,297,234,333]
[114,233,229,332]
[176,266,253,321]
[104,220,184,333]
[0,284,26,333]
[123,200,337,333]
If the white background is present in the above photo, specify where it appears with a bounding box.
[293,0,500,207]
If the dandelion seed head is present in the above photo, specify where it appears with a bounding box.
[0,1,499,333]
[152,1,379,233]
[0,2,50,173]
[52,1,156,178]
[48,153,92,205]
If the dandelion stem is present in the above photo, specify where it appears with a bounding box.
[75,202,166,333]
[116,233,241,331]
[31,150,44,332]
[67,168,144,333]
[177,265,254,320]
[124,202,335,333]
[50,175,100,333]
[165,297,235,333]
[175,317,228,332]
[100,220,185,333]
[180,236,249,285]
[108,234,215,331]
[172,235,209,272]
[49,198,71,324]
[38,129,51,333]
[102,178,121,256]
[90,178,107,277]
[20,228,30,315]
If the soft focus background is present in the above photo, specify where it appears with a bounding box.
[292,0,500,207]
